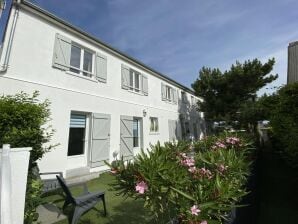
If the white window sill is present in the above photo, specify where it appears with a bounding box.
[149,132,159,135]
[127,89,145,96]
[67,154,85,158]
[163,99,177,105]
[66,71,98,83]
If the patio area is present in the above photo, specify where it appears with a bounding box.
[40,173,160,224]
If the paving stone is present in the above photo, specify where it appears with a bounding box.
[36,203,67,224]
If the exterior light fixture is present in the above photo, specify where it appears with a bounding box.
[143,109,147,117]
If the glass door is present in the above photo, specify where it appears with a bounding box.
[133,118,141,149]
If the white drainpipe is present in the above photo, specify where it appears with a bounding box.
[0,1,20,73]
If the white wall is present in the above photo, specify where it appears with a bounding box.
[0,6,204,175]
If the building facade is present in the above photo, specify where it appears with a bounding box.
[288,41,298,84]
[0,1,204,179]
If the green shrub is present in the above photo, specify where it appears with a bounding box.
[107,134,254,224]
[270,83,298,168]
[0,91,55,223]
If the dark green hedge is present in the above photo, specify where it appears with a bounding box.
[270,83,298,168]
[0,91,55,223]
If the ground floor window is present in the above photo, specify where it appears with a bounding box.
[68,113,86,156]
[150,117,159,133]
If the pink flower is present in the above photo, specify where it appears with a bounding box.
[198,168,213,179]
[200,221,208,224]
[218,164,228,173]
[215,141,226,148]
[180,156,195,167]
[185,158,195,167]
[188,166,197,173]
[226,137,240,145]
[135,181,148,194]
[190,205,201,216]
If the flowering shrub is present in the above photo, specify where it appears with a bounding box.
[107,135,253,223]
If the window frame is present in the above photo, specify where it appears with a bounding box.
[129,69,142,93]
[69,42,95,78]
[181,91,187,103]
[149,117,159,133]
[191,96,197,106]
[133,118,141,148]
[165,85,173,102]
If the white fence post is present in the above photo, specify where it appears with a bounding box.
[0,144,12,224]
[0,144,32,224]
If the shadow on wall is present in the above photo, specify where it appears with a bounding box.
[171,94,206,142]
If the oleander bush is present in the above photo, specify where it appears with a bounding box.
[107,134,254,224]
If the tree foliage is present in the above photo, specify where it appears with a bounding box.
[192,59,278,122]
[269,83,298,168]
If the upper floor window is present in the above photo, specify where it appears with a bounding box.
[52,33,107,83]
[129,69,141,93]
[121,64,148,96]
[191,96,198,106]
[181,91,187,103]
[165,85,172,101]
[191,96,195,105]
[161,83,178,104]
[70,44,94,77]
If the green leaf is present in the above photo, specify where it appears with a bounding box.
[169,187,195,201]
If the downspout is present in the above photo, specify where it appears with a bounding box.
[0,1,20,73]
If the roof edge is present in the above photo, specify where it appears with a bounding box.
[19,0,199,96]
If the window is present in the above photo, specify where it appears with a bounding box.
[129,69,141,92]
[68,113,86,156]
[181,91,187,103]
[162,83,177,103]
[185,122,190,135]
[191,96,196,105]
[150,117,159,132]
[165,86,172,101]
[133,118,140,147]
[70,44,94,77]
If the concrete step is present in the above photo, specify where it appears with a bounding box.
[65,167,101,184]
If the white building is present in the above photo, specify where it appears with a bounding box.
[0,1,204,179]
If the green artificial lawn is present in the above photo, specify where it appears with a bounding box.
[42,173,164,224]
[257,150,298,223]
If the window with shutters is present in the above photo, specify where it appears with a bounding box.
[70,43,94,78]
[53,34,107,83]
[129,69,141,93]
[68,113,87,156]
[191,96,195,105]
[150,117,159,133]
[121,64,148,96]
[161,84,177,103]
[181,91,187,103]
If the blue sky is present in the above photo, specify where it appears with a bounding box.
[1,0,298,94]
